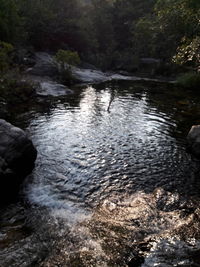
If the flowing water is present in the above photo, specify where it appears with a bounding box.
[1,80,200,266]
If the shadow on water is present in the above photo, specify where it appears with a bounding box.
[1,80,200,266]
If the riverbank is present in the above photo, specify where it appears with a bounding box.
[19,52,174,97]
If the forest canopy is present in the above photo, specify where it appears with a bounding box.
[0,0,199,72]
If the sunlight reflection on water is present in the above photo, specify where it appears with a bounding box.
[1,81,200,266]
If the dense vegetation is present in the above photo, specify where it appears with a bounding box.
[0,0,199,75]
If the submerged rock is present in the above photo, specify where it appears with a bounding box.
[187,125,200,157]
[0,119,37,204]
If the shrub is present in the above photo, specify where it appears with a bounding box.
[0,72,36,103]
[176,72,200,90]
[0,41,14,73]
[55,49,80,68]
[173,37,200,72]
[54,49,80,85]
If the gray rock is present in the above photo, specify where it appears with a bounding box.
[28,52,58,77]
[37,80,73,96]
[0,119,37,204]
[187,125,200,157]
[140,58,161,64]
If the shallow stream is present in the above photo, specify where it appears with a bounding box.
[1,80,200,266]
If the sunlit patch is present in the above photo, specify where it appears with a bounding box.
[83,188,199,266]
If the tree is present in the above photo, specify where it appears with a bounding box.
[153,0,200,61]
[173,36,200,72]
[19,0,85,51]
[0,0,22,44]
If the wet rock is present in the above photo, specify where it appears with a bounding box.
[142,238,200,267]
[24,75,74,97]
[0,119,37,204]
[37,79,73,96]
[72,67,109,83]
[187,125,200,157]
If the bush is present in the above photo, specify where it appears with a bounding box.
[0,41,14,73]
[55,49,80,68]
[54,49,80,85]
[176,72,200,90]
[0,42,36,104]
[0,72,36,103]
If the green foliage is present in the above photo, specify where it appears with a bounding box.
[130,0,200,75]
[154,0,200,61]
[0,41,35,103]
[54,49,80,85]
[0,41,14,73]
[0,72,36,103]
[19,0,85,51]
[55,50,80,69]
[134,17,156,58]
[0,0,23,44]
[177,72,200,89]
[0,0,199,74]
[173,37,200,71]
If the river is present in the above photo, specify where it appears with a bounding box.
[1,80,200,266]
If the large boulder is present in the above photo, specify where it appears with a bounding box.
[28,52,58,77]
[187,125,200,157]
[0,119,37,204]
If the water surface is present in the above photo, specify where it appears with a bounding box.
[1,80,200,266]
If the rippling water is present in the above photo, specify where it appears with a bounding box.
[1,81,200,266]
